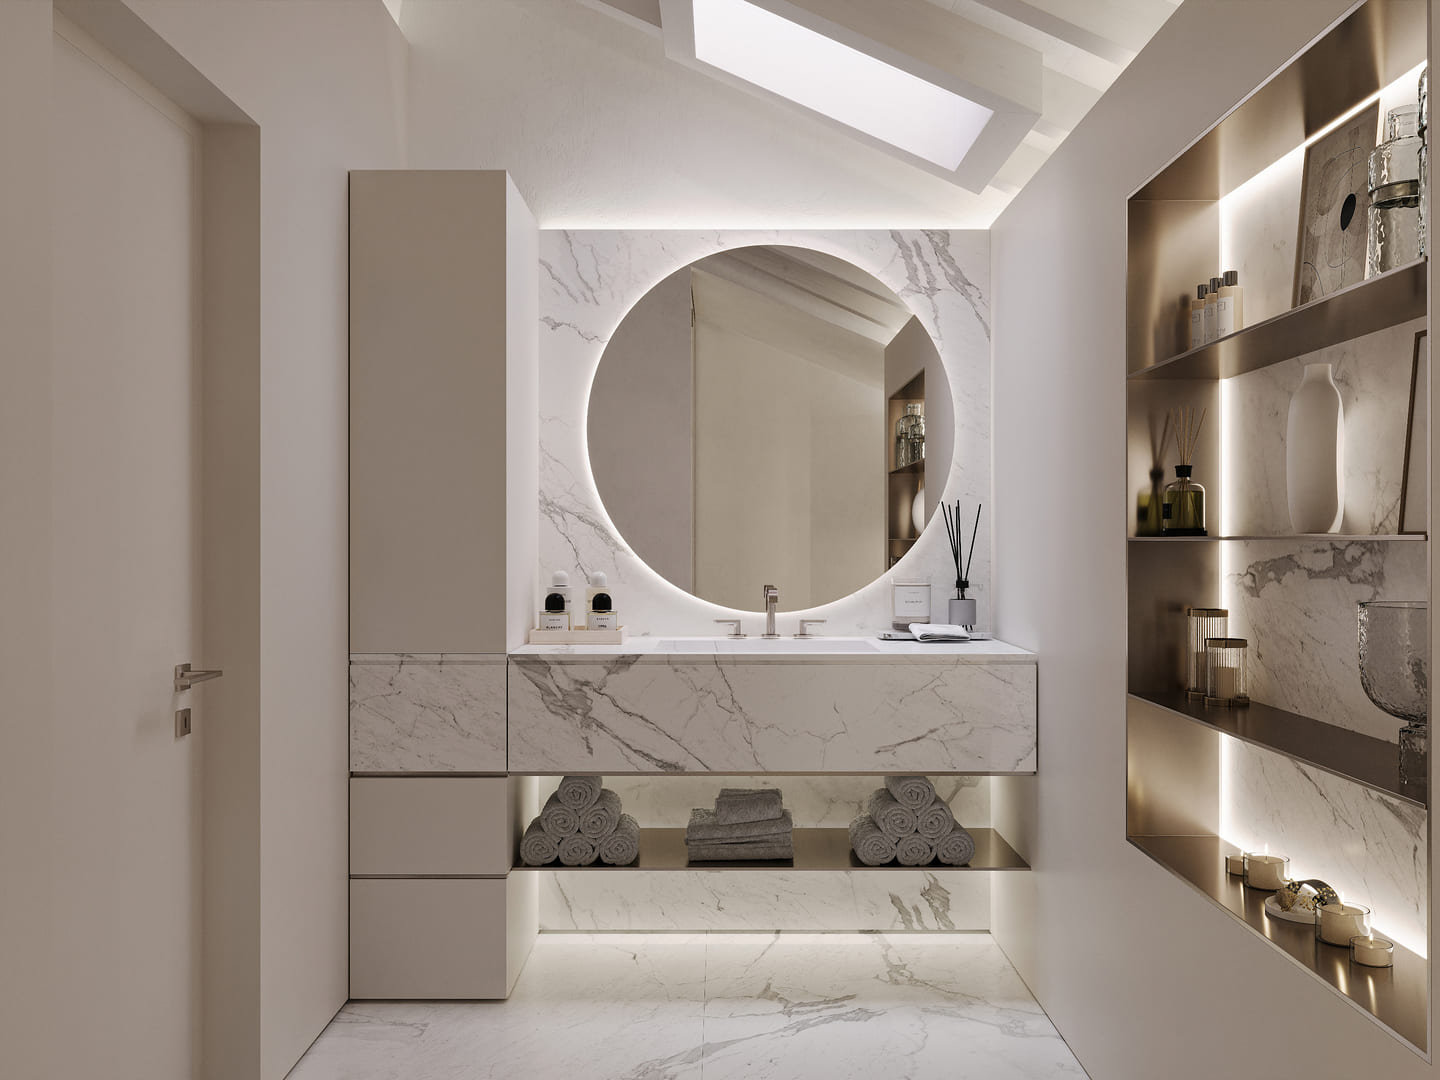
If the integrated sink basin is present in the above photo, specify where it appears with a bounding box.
[660,637,879,653]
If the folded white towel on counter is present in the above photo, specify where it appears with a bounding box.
[908,623,970,642]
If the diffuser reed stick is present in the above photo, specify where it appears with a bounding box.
[1169,405,1206,466]
[941,501,982,599]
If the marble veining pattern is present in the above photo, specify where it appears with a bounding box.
[287,934,1084,1080]
[538,230,992,638]
[539,869,988,932]
[1223,540,1425,740]
[350,654,507,773]
[508,656,1036,774]
[1221,741,1426,954]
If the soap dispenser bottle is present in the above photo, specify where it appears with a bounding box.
[585,571,618,631]
[1189,284,1208,350]
[1216,270,1243,336]
[1203,276,1222,343]
[540,571,573,630]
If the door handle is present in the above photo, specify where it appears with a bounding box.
[175,663,224,692]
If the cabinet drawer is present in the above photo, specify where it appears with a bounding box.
[350,776,517,876]
[350,876,534,999]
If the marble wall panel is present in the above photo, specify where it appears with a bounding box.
[538,868,989,932]
[350,654,507,773]
[1221,740,1426,954]
[1223,540,1425,740]
[508,656,1036,774]
[538,229,992,638]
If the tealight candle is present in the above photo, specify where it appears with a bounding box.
[1316,902,1371,946]
[1225,853,1246,876]
[1350,934,1395,968]
[1243,852,1289,890]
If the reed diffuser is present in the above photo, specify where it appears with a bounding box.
[942,501,981,628]
[1162,406,1207,536]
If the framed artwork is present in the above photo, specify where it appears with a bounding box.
[1294,102,1379,306]
[1399,329,1428,534]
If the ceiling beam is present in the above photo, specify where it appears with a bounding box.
[965,0,1133,65]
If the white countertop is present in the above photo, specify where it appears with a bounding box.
[509,635,1035,664]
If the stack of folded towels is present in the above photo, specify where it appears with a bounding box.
[685,787,794,862]
[520,775,641,867]
[849,775,976,867]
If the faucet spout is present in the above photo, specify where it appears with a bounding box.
[762,584,779,639]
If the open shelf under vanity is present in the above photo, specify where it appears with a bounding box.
[513,826,1029,872]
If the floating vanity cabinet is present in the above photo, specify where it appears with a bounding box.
[348,170,539,999]
[1124,0,1429,1053]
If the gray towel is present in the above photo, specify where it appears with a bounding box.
[936,827,976,867]
[884,775,937,811]
[520,818,560,866]
[558,834,599,867]
[849,814,897,866]
[686,807,793,843]
[556,775,604,811]
[896,834,935,867]
[714,787,785,825]
[598,813,641,866]
[867,789,918,840]
[539,793,581,840]
[687,839,794,862]
[915,800,956,841]
[579,788,623,839]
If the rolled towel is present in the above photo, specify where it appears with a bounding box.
[915,799,956,841]
[579,788,623,839]
[558,834,599,867]
[556,775,604,811]
[935,826,976,867]
[539,793,581,840]
[714,787,785,825]
[884,775,937,811]
[520,818,560,866]
[687,839,794,862]
[849,814,897,866]
[686,807,793,843]
[598,813,641,866]
[896,834,935,867]
[867,789,918,840]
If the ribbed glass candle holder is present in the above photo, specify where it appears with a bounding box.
[1185,608,1228,699]
[1204,638,1250,707]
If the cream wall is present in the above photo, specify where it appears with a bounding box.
[991,1,1438,1077]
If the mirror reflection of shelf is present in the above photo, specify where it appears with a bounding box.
[886,372,927,560]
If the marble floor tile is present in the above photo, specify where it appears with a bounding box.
[289,933,1085,1080]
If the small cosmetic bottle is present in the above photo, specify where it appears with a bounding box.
[540,571,572,630]
[1189,284,1207,350]
[585,571,618,631]
[1216,270,1243,336]
[1203,276,1222,343]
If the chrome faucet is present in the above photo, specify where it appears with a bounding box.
[762,584,780,639]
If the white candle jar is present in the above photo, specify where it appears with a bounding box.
[1350,934,1395,968]
[1316,902,1371,946]
[1185,608,1228,699]
[1243,852,1289,891]
[1205,637,1250,707]
[1225,853,1245,876]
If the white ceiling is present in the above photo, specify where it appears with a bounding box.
[577,0,1180,198]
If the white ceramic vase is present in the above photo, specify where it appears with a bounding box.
[1286,362,1345,533]
[912,485,925,535]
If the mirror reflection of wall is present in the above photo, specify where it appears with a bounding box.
[588,246,953,612]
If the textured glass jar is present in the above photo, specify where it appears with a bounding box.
[1367,105,1424,277]
[1185,607,1228,699]
[1161,465,1206,536]
[1204,637,1249,707]
[1358,600,1429,790]
[895,403,924,469]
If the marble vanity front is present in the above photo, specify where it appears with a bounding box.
[507,638,1036,774]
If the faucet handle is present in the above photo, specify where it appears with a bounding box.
[795,619,827,639]
[714,618,745,639]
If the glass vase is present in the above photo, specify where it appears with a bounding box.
[1367,105,1424,277]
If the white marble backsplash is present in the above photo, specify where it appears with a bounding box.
[1224,318,1423,537]
[1223,540,1425,741]
[539,869,989,932]
[1221,740,1426,955]
[538,229,992,638]
[349,654,507,773]
[508,655,1036,774]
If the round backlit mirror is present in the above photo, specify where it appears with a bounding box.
[588,245,952,612]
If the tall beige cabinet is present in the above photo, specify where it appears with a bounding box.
[348,171,538,998]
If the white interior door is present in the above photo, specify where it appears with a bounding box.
[50,19,204,1078]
